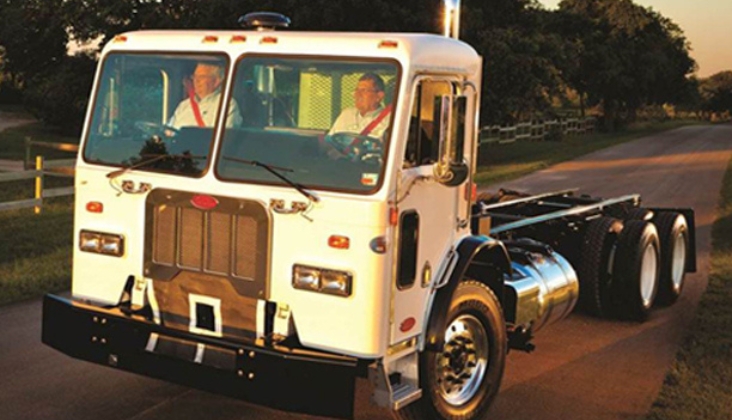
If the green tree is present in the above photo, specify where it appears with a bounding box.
[700,71,732,115]
[557,0,696,129]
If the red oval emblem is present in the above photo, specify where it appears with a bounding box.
[191,195,219,210]
[399,317,416,333]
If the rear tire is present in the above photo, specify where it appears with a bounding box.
[626,207,653,221]
[611,220,661,321]
[578,217,624,317]
[394,281,507,420]
[654,212,689,306]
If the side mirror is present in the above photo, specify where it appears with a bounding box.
[433,94,468,187]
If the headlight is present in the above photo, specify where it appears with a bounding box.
[292,265,352,297]
[79,230,124,257]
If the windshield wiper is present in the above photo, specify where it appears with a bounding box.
[106,153,203,180]
[223,156,320,203]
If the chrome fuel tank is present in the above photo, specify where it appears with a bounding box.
[504,240,579,333]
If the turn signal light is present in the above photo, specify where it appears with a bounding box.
[328,235,350,250]
[86,201,103,213]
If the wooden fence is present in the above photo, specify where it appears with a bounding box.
[0,138,78,213]
[480,117,596,144]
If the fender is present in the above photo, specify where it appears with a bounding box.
[423,235,511,351]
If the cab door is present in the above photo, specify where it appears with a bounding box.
[389,77,472,345]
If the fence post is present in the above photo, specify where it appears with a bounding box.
[25,137,31,170]
[34,155,44,214]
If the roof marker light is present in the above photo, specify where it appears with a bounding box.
[230,35,247,43]
[202,35,219,44]
[113,35,128,43]
[379,40,398,49]
[261,36,278,44]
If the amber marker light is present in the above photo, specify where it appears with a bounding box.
[230,35,247,43]
[202,35,219,43]
[86,201,103,213]
[389,207,399,226]
[378,40,398,49]
[328,235,350,250]
[113,35,128,43]
[261,36,278,44]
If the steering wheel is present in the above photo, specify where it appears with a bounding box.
[134,121,179,142]
[324,132,383,164]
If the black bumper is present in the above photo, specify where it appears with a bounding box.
[42,294,359,419]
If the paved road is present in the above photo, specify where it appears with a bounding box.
[1,124,731,420]
[0,110,33,133]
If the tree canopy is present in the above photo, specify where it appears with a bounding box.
[0,0,703,133]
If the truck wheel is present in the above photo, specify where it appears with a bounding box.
[654,212,689,305]
[395,281,506,420]
[611,220,661,321]
[578,217,624,317]
[626,207,653,221]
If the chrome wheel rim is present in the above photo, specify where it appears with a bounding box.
[640,244,658,307]
[671,232,687,292]
[437,314,489,406]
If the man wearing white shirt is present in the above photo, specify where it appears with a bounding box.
[328,73,391,137]
[324,73,392,161]
[168,63,242,129]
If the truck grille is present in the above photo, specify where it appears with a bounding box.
[145,189,270,299]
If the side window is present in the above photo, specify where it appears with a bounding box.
[397,211,420,289]
[404,80,453,167]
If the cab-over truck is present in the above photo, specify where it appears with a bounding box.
[42,3,695,419]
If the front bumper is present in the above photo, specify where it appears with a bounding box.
[42,294,359,419]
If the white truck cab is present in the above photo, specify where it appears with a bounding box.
[42,6,696,420]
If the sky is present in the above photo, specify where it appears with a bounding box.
[537,0,732,78]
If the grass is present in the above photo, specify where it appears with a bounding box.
[0,199,74,306]
[0,121,76,306]
[474,119,700,186]
[646,155,732,420]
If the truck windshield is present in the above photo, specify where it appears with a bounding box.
[216,56,399,193]
[83,53,234,177]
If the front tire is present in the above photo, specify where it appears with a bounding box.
[395,281,507,420]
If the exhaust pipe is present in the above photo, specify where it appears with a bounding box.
[443,0,461,39]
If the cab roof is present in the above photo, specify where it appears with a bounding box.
[103,30,482,76]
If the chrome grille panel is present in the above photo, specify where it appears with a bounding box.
[145,190,270,299]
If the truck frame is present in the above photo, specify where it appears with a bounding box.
[42,4,695,419]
